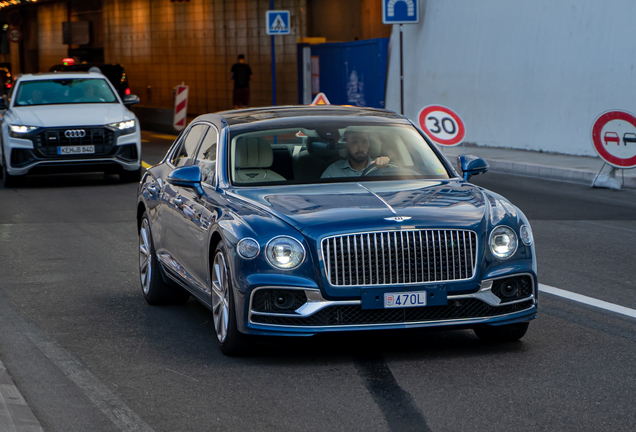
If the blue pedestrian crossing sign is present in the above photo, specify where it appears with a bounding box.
[382,0,419,24]
[266,10,291,35]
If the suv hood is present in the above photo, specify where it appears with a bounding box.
[10,104,131,127]
[229,180,491,239]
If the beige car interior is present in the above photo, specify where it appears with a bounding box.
[233,136,286,183]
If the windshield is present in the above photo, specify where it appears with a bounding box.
[229,121,450,186]
[14,78,118,106]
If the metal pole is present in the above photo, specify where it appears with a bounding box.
[270,0,277,106]
[399,24,404,115]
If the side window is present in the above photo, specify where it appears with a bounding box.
[196,126,218,185]
[170,124,208,167]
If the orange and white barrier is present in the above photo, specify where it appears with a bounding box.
[173,84,189,131]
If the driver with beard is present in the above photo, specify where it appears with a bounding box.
[321,128,390,178]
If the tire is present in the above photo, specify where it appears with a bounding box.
[139,213,190,305]
[120,167,142,183]
[2,153,20,188]
[473,322,529,343]
[211,243,252,356]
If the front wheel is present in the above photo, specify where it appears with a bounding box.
[473,322,529,342]
[2,154,21,188]
[211,243,252,356]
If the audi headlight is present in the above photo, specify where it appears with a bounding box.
[265,236,305,270]
[109,120,136,134]
[489,226,518,259]
[9,125,37,137]
[237,238,260,259]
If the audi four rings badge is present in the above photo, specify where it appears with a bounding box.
[65,129,86,138]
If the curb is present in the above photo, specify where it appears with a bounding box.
[0,360,44,432]
[485,159,636,189]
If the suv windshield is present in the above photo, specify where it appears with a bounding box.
[229,121,450,186]
[14,78,117,106]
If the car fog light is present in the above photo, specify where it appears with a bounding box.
[489,226,518,259]
[520,225,533,246]
[265,236,305,270]
[237,238,260,259]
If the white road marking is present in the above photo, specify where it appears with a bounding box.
[539,284,636,319]
[26,333,155,432]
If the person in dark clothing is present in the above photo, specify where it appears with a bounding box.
[231,54,252,109]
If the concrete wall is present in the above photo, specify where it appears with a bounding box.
[103,0,306,114]
[386,0,636,156]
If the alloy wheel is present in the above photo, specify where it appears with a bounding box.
[139,219,152,295]
[211,251,230,343]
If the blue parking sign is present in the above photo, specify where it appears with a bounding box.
[382,0,419,24]
[266,10,291,35]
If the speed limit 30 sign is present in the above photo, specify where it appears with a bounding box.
[418,105,466,146]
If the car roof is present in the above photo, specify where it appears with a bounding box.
[214,105,407,126]
[17,72,108,81]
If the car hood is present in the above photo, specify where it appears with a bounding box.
[10,104,131,127]
[228,180,491,239]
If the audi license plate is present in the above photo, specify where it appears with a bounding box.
[58,145,95,155]
[384,291,427,308]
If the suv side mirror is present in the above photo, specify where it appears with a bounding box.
[123,94,140,107]
[457,155,489,181]
[0,97,8,110]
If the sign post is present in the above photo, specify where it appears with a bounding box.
[590,110,636,189]
[383,0,419,115]
[418,105,466,147]
[266,8,290,106]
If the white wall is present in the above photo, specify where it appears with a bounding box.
[386,0,636,156]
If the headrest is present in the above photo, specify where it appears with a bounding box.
[235,137,273,168]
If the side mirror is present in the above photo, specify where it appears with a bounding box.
[0,97,8,110]
[167,165,204,195]
[123,94,140,107]
[457,155,489,181]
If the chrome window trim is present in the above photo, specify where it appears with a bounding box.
[319,228,479,287]
[194,122,220,187]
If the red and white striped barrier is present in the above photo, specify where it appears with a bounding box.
[173,84,189,131]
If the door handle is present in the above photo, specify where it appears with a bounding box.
[173,197,183,206]
[147,185,158,194]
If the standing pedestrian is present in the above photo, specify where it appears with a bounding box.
[231,54,252,109]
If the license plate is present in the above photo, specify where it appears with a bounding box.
[384,291,427,308]
[58,145,95,155]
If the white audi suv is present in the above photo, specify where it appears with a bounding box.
[0,71,142,187]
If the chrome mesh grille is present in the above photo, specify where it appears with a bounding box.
[321,229,477,286]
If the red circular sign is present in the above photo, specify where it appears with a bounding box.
[418,105,466,146]
[591,110,636,168]
[8,28,22,43]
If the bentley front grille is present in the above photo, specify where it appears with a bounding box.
[321,229,477,286]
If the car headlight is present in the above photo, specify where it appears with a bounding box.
[520,225,533,246]
[109,120,136,134]
[9,125,37,137]
[237,238,260,259]
[265,236,305,270]
[489,225,518,259]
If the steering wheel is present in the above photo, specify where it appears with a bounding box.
[361,162,419,177]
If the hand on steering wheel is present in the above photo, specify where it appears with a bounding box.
[361,161,401,176]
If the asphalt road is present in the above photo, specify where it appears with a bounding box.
[0,133,635,432]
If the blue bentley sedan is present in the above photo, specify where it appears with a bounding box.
[136,106,537,355]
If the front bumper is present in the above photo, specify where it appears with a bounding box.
[4,127,141,176]
[241,273,537,336]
